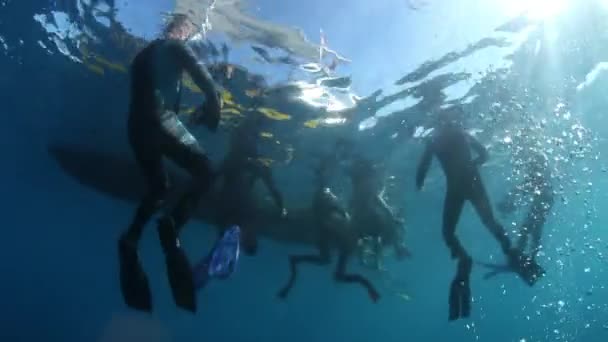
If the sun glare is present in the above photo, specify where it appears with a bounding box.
[526,0,568,20]
[504,0,568,21]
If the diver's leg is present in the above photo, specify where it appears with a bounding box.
[530,223,543,261]
[122,156,169,246]
[156,116,214,248]
[334,249,380,302]
[241,227,259,256]
[161,123,214,234]
[155,116,214,313]
[470,177,512,254]
[517,206,538,254]
[529,199,551,260]
[443,190,466,259]
[516,228,530,254]
[471,179,545,286]
[238,206,259,256]
[118,123,169,312]
[277,228,331,299]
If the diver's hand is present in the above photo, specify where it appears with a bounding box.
[192,93,222,131]
[190,103,217,130]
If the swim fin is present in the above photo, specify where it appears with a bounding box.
[158,218,196,313]
[507,249,545,286]
[448,256,472,321]
[118,237,152,312]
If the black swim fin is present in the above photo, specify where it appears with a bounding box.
[118,238,152,312]
[507,249,545,286]
[448,257,472,321]
[158,218,197,313]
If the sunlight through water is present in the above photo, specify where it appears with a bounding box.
[503,0,569,20]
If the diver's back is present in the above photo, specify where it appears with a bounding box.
[433,126,476,183]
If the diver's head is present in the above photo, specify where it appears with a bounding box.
[349,157,383,190]
[435,106,465,130]
[163,14,196,41]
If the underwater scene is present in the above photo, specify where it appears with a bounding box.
[2,0,608,341]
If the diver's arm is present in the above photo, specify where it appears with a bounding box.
[169,41,219,103]
[168,41,221,123]
[467,134,489,166]
[416,142,433,190]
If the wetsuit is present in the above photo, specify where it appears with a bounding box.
[349,158,409,260]
[277,157,380,302]
[118,38,221,313]
[416,123,544,321]
[500,152,554,260]
[416,125,511,259]
[415,124,497,321]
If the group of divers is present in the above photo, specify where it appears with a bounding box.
[117,15,555,321]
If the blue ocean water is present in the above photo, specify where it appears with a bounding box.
[1,0,608,341]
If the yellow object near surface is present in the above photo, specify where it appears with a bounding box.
[258,107,291,121]
[304,119,319,128]
[86,64,105,75]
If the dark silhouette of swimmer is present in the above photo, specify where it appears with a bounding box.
[415,115,544,320]
[118,14,222,313]
[215,113,286,256]
[483,150,554,279]
[500,150,554,259]
[349,157,411,262]
[277,145,380,302]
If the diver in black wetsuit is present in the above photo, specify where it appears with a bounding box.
[415,115,544,320]
[480,150,554,280]
[277,145,380,302]
[215,113,286,255]
[117,14,222,313]
[349,157,411,264]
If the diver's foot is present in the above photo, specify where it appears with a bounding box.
[277,288,289,300]
[118,236,152,312]
[368,289,380,303]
